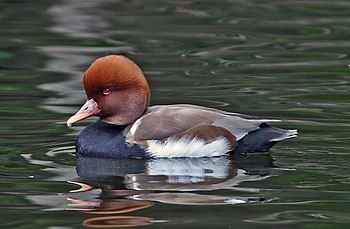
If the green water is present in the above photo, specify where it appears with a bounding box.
[1,0,349,228]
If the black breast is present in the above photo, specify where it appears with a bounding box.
[76,121,149,158]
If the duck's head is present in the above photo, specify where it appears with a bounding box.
[67,55,150,127]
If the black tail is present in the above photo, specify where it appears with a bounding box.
[232,123,297,154]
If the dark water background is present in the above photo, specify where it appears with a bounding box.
[1,0,350,228]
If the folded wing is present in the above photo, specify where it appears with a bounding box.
[125,104,274,143]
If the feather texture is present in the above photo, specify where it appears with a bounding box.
[147,137,231,158]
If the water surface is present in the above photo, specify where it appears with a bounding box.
[0,0,349,228]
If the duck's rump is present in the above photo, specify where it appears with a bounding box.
[233,123,297,154]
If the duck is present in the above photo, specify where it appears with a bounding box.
[67,55,297,158]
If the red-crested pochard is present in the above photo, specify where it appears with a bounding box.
[67,55,297,158]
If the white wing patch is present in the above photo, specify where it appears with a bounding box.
[146,137,231,158]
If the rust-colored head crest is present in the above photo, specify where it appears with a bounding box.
[83,55,149,99]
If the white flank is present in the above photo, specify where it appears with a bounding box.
[130,118,142,135]
[146,137,231,158]
[269,129,298,142]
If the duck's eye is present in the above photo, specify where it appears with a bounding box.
[103,88,112,95]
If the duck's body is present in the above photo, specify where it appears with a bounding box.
[68,55,296,158]
[76,104,296,158]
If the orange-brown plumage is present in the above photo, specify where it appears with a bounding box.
[83,55,150,99]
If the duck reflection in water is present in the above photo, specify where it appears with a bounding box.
[77,155,274,194]
[24,153,279,227]
[67,154,277,227]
